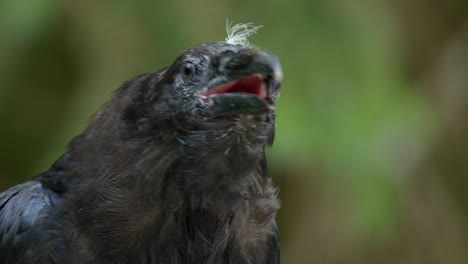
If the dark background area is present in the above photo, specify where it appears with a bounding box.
[1,0,468,263]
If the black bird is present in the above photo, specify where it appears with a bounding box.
[0,34,282,263]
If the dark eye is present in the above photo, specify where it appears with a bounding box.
[183,62,196,76]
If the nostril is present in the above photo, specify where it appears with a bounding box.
[225,57,254,71]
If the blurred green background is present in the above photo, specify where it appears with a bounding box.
[1,0,468,263]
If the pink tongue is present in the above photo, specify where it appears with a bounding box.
[203,74,267,99]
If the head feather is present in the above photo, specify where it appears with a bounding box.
[225,19,263,47]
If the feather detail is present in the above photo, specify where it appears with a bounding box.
[225,19,263,47]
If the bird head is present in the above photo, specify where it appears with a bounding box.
[146,42,282,132]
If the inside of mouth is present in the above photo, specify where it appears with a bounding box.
[203,73,267,99]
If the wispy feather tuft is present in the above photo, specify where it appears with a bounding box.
[225,19,263,47]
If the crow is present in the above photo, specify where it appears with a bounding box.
[0,25,282,264]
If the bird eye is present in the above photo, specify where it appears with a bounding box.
[183,62,196,76]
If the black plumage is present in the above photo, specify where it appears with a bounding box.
[0,41,282,263]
